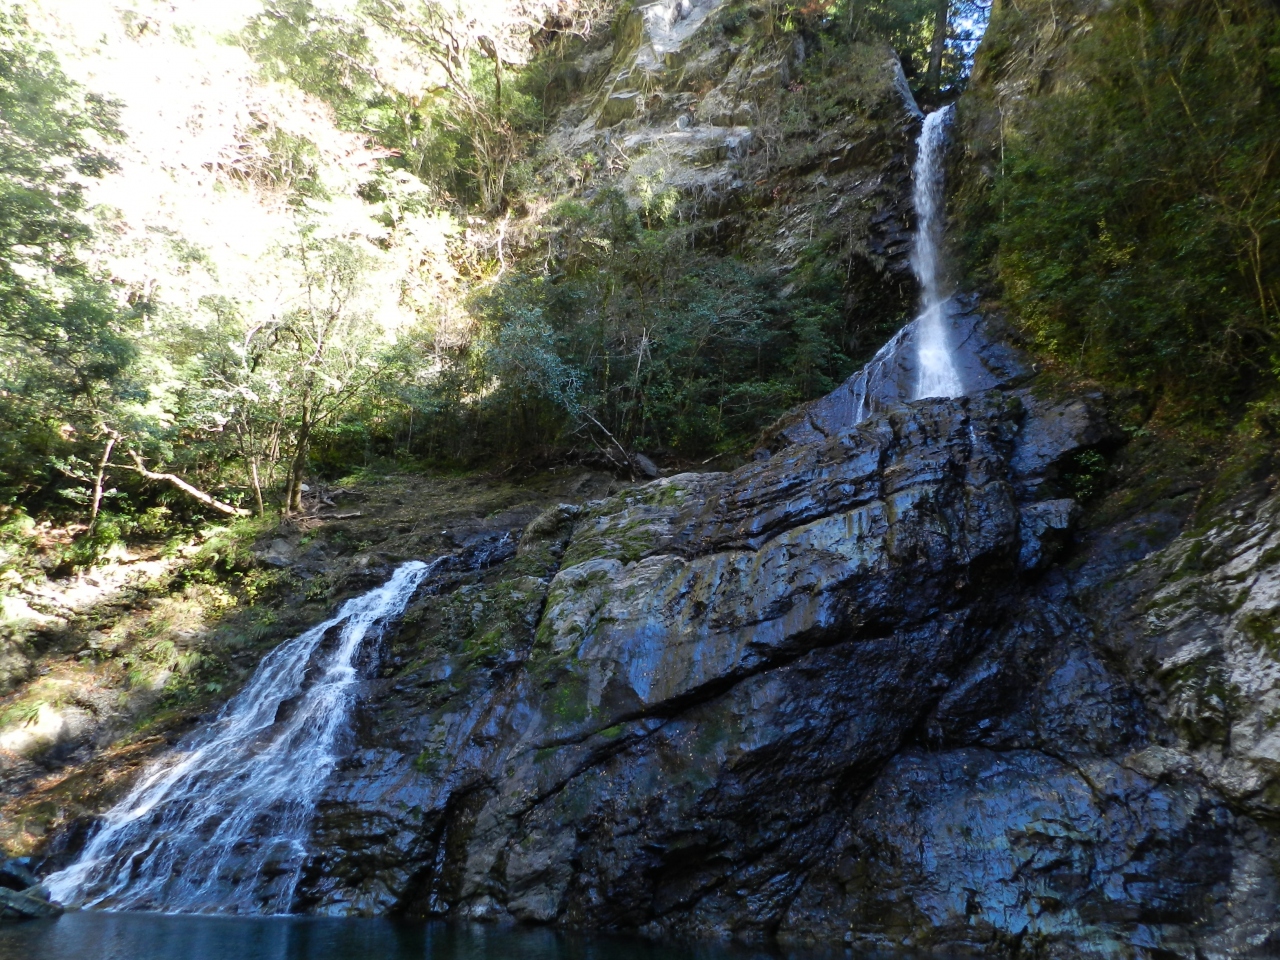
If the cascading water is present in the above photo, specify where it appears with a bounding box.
[910,105,963,400]
[45,560,434,915]
[811,105,964,434]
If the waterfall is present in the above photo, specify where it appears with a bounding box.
[808,105,965,438]
[910,105,963,400]
[845,322,914,425]
[45,560,434,915]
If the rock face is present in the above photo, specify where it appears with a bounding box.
[26,318,1280,954]
[536,0,928,350]
[243,316,1280,956]
[0,857,61,923]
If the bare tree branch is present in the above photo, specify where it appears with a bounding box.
[123,450,250,517]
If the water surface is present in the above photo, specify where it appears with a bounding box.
[0,913,835,960]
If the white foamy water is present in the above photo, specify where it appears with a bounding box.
[45,561,434,915]
[910,106,963,400]
[844,323,914,425]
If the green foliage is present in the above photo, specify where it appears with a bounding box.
[827,0,986,93]
[0,8,135,506]
[844,0,936,64]
[1058,449,1109,502]
[64,514,128,570]
[968,0,1280,418]
[232,123,328,201]
[242,0,455,193]
[242,0,376,128]
[245,0,547,209]
[403,188,848,459]
[173,225,388,515]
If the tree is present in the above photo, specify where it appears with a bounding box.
[363,0,542,210]
[0,8,135,509]
[925,0,950,94]
[185,227,386,516]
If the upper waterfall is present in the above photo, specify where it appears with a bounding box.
[44,561,434,915]
[768,103,976,443]
[910,105,963,400]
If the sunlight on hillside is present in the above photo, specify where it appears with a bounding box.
[28,0,428,334]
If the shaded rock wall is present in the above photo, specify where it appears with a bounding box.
[252,333,1280,956]
[255,317,1280,956]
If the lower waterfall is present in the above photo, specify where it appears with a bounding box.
[44,560,435,915]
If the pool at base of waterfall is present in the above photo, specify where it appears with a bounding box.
[0,914,856,960]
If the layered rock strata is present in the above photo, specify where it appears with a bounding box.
[273,375,1276,957]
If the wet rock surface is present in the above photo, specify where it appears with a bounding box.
[0,857,61,922]
[762,297,1035,452]
[254,314,1277,956]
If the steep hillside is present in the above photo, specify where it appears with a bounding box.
[2,1,1280,957]
[452,0,935,460]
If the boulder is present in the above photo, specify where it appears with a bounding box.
[0,858,38,892]
[0,886,63,921]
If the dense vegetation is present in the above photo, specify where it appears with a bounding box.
[0,10,131,515]
[0,0,984,570]
[8,0,1275,575]
[963,0,1279,422]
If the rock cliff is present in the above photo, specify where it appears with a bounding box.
[245,325,1276,955]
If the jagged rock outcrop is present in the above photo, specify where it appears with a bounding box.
[263,328,1248,949]
[0,857,61,922]
[537,0,928,343]
[224,314,1274,956]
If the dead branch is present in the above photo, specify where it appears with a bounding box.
[123,450,250,517]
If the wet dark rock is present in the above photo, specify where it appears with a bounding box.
[631,453,661,479]
[271,326,1280,955]
[283,350,1257,946]
[782,748,1233,957]
[0,886,62,921]
[0,857,62,923]
[0,859,37,893]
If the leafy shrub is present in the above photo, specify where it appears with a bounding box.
[399,188,852,460]
[967,0,1280,419]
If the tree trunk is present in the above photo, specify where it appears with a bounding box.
[249,457,265,516]
[236,422,266,516]
[284,405,312,516]
[90,434,117,527]
[926,0,950,94]
[287,447,307,515]
[125,450,250,517]
[493,50,502,126]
